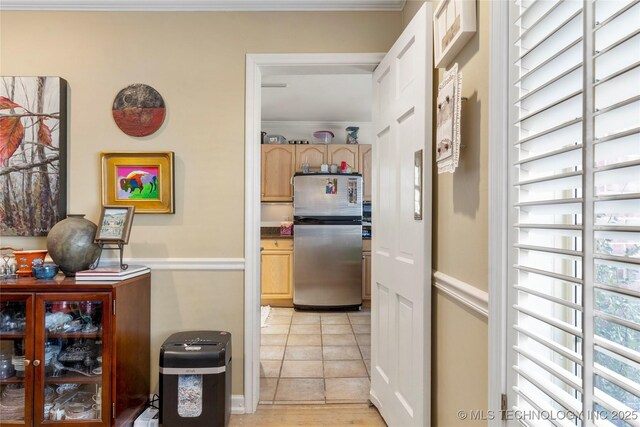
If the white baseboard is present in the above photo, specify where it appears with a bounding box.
[432,270,489,318]
[231,394,245,414]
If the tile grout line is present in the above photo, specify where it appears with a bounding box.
[273,308,293,403]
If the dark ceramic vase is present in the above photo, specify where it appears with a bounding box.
[46,214,101,276]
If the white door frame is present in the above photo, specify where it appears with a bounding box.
[244,52,385,413]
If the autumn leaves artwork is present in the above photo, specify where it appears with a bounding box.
[0,77,67,236]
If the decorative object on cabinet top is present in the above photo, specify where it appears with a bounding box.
[0,76,68,237]
[11,249,48,277]
[47,214,101,277]
[92,205,136,271]
[313,130,334,143]
[112,83,165,137]
[346,126,359,144]
[101,151,175,214]
[32,263,60,280]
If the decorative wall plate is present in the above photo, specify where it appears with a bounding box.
[112,84,165,137]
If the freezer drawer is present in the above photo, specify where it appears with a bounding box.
[293,224,363,308]
[293,174,362,218]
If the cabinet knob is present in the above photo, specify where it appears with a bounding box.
[32,360,41,367]
[275,241,279,247]
[23,359,30,366]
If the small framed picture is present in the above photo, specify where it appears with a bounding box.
[433,0,477,69]
[95,206,135,243]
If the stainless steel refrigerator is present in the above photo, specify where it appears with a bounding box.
[293,173,363,309]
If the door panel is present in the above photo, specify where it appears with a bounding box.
[370,3,432,426]
[295,145,326,172]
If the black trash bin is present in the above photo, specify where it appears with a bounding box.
[159,331,231,427]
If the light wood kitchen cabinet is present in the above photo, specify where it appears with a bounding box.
[358,144,372,202]
[295,145,326,172]
[261,239,294,306]
[261,145,295,201]
[327,145,359,172]
[362,239,371,303]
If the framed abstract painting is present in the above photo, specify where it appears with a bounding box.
[0,76,68,236]
[100,152,174,214]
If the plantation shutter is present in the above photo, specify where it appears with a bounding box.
[507,0,640,425]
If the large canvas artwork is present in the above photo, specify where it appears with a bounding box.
[0,77,67,236]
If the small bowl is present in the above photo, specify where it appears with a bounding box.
[13,250,48,277]
[313,130,334,143]
[32,264,59,279]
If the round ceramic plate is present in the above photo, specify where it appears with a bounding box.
[112,84,166,137]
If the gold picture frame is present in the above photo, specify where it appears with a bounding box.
[100,152,175,214]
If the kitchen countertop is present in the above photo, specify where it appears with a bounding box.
[261,227,370,240]
[260,227,293,239]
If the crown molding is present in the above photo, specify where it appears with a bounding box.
[1,0,406,11]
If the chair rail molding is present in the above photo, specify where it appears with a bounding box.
[100,257,245,270]
[0,0,405,11]
[432,270,489,318]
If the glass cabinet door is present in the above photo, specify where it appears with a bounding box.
[0,294,33,426]
[35,294,110,424]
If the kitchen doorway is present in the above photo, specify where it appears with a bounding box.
[246,9,433,420]
[245,53,383,413]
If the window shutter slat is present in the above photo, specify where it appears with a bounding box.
[594,336,640,366]
[516,346,584,391]
[513,387,573,427]
[514,366,583,414]
[516,325,584,364]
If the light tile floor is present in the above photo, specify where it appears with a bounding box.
[260,307,371,405]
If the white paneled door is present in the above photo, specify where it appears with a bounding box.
[370,3,432,426]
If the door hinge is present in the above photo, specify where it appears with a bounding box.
[501,393,508,420]
[113,300,116,316]
[112,402,116,419]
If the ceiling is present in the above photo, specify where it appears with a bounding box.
[261,74,372,122]
[1,0,405,11]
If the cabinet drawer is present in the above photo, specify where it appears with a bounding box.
[261,239,293,251]
[362,240,371,252]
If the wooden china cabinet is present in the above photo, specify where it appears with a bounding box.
[0,273,150,426]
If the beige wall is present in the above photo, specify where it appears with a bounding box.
[404,0,490,425]
[0,11,402,394]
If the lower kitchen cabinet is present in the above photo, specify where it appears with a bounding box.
[362,240,372,304]
[261,239,294,306]
[0,274,150,426]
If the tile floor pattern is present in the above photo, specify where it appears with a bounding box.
[260,308,371,405]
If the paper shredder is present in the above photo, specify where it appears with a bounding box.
[159,331,231,427]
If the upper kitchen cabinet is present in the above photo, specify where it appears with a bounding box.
[358,144,372,202]
[295,145,326,172]
[327,145,359,172]
[261,145,295,201]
